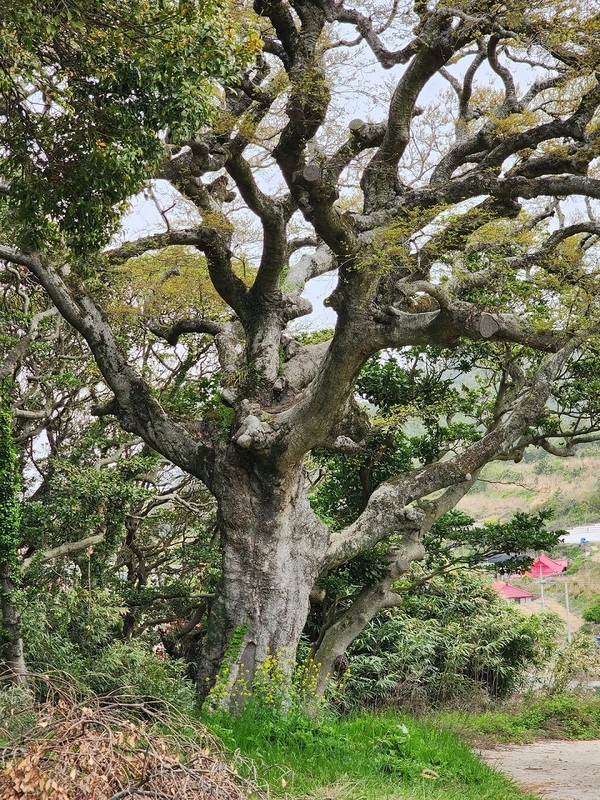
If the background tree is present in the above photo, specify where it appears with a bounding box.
[0,383,26,683]
[3,1,600,706]
[0,251,224,683]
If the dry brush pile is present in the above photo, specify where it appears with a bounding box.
[0,677,264,800]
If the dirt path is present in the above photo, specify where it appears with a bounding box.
[478,740,600,800]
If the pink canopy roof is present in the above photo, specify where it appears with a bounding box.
[493,580,535,600]
[519,553,568,579]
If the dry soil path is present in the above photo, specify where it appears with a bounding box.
[478,740,600,800]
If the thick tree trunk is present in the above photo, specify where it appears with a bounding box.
[0,570,27,685]
[197,449,329,708]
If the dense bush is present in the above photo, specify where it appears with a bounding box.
[336,572,557,712]
[582,597,600,624]
[546,631,600,695]
[18,581,193,706]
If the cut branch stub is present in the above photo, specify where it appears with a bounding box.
[479,312,501,339]
[349,118,366,131]
[303,163,322,182]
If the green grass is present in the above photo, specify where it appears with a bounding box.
[436,693,600,744]
[203,705,541,799]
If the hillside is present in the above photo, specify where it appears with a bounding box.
[457,446,600,528]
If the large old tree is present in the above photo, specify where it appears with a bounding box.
[3,0,600,702]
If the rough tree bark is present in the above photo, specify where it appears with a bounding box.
[3,2,600,706]
[197,454,330,700]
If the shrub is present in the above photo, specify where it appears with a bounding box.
[583,597,600,624]
[18,583,193,707]
[545,632,600,695]
[337,571,557,712]
[439,692,600,743]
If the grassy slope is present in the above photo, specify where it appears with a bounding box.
[457,448,600,527]
[202,685,600,799]
[206,546,600,800]
[437,694,600,746]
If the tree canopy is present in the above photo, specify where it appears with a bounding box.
[3,0,600,705]
[0,0,257,252]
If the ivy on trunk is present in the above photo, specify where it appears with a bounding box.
[0,383,26,684]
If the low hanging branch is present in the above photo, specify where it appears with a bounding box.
[20,533,106,572]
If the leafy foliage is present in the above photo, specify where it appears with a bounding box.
[310,428,413,530]
[0,0,257,252]
[17,441,221,682]
[310,347,485,530]
[337,572,557,711]
[107,246,254,329]
[18,578,196,703]
[0,381,22,669]
[20,459,144,560]
[357,351,461,416]
[546,632,600,695]
[423,510,563,575]
[583,597,600,624]
[0,383,20,578]
[553,346,600,431]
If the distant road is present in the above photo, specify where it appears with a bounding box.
[562,523,600,543]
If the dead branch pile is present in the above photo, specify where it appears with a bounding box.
[0,677,265,800]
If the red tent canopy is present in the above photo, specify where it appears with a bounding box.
[519,553,568,579]
[493,580,535,601]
